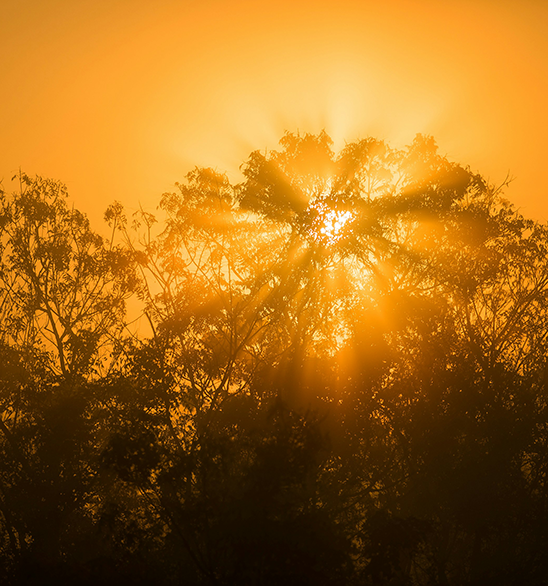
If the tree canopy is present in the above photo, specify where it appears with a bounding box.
[1,133,548,585]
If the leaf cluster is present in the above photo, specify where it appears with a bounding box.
[2,135,548,584]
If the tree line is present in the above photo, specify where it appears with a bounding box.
[1,132,548,585]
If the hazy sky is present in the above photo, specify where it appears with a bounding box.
[2,0,548,228]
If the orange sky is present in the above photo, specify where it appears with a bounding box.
[2,0,548,228]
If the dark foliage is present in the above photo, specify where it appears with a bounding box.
[2,135,548,584]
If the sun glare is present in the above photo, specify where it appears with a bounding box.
[305,179,355,247]
[312,202,354,246]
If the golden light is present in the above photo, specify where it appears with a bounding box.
[302,178,356,248]
[311,202,355,247]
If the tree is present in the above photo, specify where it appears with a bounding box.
[0,173,138,584]
[0,172,137,379]
[3,133,548,584]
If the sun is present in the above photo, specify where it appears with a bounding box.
[310,201,354,247]
[303,179,356,248]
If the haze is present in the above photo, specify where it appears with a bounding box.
[2,0,547,227]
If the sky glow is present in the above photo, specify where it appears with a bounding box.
[1,0,547,227]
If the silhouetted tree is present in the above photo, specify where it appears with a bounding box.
[3,133,548,585]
